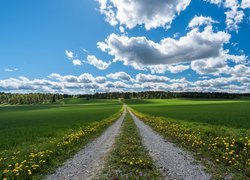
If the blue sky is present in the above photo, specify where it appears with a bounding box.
[0,0,250,94]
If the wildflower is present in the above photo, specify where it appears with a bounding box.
[3,169,9,174]
[28,169,32,175]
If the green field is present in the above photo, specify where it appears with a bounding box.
[1,97,249,179]
[125,99,250,129]
[126,98,250,178]
[0,98,121,152]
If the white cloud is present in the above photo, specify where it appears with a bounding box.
[188,15,218,28]
[191,52,247,76]
[94,76,107,84]
[81,48,89,53]
[49,73,94,84]
[173,33,180,38]
[230,64,250,77]
[78,73,94,83]
[149,64,190,74]
[72,59,83,66]
[225,8,244,32]
[4,68,18,72]
[204,0,245,32]
[98,25,231,70]
[98,0,191,30]
[113,81,129,88]
[242,0,250,8]
[62,75,78,83]
[191,57,228,75]
[107,72,133,82]
[1,72,250,93]
[65,50,74,60]
[136,73,169,83]
[65,50,84,66]
[87,55,111,70]
[204,0,222,5]
[48,73,62,81]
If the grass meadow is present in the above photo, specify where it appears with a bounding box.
[125,98,250,129]
[0,99,122,179]
[126,98,250,179]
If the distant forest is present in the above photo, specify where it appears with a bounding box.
[0,93,64,105]
[80,91,250,100]
[0,91,249,105]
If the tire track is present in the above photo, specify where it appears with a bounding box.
[129,110,210,180]
[47,107,126,180]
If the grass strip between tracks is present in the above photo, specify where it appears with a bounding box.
[98,112,162,179]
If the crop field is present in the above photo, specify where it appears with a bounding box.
[126,99,250,178]
[125,99,250,129]
[0,99,122,179]
[1,98,249,179]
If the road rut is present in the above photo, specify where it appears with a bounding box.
[47,108,126,180]
[129,110,210,180]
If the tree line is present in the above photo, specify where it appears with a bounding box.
[0,93,65,105]
[79,91,250,100]
[1,91,249,105]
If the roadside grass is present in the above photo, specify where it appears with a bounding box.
[0,99,121,152]
[0,100,123,179]
[131,109,250,179]
[124,99,250,129]
[98,112,162,179]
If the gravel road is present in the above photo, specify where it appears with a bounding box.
[47,107,126,180]
[129,110,211,180]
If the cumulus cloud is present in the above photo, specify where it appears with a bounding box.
[72,59,83,66]
[230,64,250,77]
[136,73,169,83]
[204,0,245,32]
[0,76,60,92]
[98,0,191,30]
[78,73,94,83]
[107,72,133,82]
[98,25,232,70]
[241,0,250,8]
[191,58,227,75]
[94,76,107,84]
[48,73,62,80]
[87,55,111,70]
[48,73,95,83]
[225,8,244,32]
[149,64,190,74]
[65,50,84,66]
[188,15,218,28]
[191,51,247,76]
[1,72,250,93]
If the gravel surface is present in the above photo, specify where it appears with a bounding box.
[46,108,126,180]
[129,110,211,180]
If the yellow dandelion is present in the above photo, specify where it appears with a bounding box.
[3,169,9,174]
[28,169,32,175]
